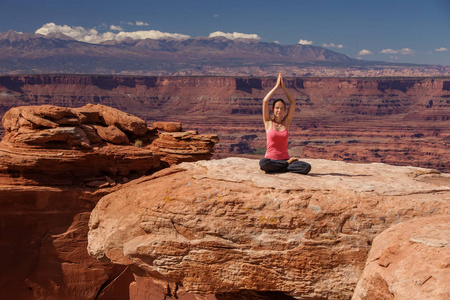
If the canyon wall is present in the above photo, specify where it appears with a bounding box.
[1,75,449,117]
[0,75,449,172]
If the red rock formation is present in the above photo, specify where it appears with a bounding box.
[153,121,182,133]
[353,215,450,300]
[1,75,449,118]
[0,75,449,173]
[0,104,218,299]
[87,157,450,299]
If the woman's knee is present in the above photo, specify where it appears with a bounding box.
[287,161,311,174]
[259,158,271,170]
[303,162,312,174]
[260,158,288,173]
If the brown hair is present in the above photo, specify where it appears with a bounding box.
[272,98,286,110]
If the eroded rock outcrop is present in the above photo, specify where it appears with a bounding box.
[352,215,450,300]
[0,104,218,186]
[0,104,218,299]
[88,157,450,299]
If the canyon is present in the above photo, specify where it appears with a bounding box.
[0,30,449,300]
[0,102,448,299]
[0,74,449,173]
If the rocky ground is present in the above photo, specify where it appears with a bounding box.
[88,157,450,300]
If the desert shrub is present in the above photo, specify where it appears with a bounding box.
[134,139,143,148]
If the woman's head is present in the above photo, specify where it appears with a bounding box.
[272,99,286,119]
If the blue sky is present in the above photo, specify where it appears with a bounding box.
[1,0,449,65]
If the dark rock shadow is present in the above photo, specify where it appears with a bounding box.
[216,290,298,300]
[308,172,371,177]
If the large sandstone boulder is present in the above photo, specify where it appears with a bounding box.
[3,105,81,132]
[88,157,450,299]
[153,121,182,132]
[94,124,130,145]
[352,215,450,300]
[150,130,220,164]
[84,103,148,136]
[2,104,146,147]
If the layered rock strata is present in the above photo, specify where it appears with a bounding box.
[88,157,450,299]
[1,75,450,118]
[1,75,449,173]
[0,104,218,299]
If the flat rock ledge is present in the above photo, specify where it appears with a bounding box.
[88,157,450,299]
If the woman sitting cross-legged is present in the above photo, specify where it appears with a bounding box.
[259,73,311,174]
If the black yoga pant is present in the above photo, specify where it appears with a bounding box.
[259,158,311,175]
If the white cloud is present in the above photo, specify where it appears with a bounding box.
[380,48,415,55]
[380,49,398,54]
[114,30,190,41]
[135,21,149,26]
[122,21,149,26]
[435,47,448,52]
[390,56,399,60]
[322,42,343,48]
[35,23,190,44]
[214,14,220,18]
[36,23,101,43]
[399,48,415,55]
[274,40,279,44]
[358,49,373,55]
[209,31,261,40]
[110,25,123,31]
[298,39,313,45]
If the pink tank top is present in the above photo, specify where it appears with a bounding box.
[265,122,290,160]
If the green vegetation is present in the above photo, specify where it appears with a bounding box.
[252,147,266,155]
[134,139,143,148]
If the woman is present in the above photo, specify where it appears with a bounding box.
[259,73,311,174]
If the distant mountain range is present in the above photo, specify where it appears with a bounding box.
[0,30,448,77]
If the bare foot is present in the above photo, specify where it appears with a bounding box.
[287,157,298,164]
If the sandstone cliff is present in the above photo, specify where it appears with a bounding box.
[0,75,449,173]
[88,157,450,299]
[1,75,450,117]
[0,104,218,299]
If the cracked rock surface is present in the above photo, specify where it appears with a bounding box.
[88,157,450,299]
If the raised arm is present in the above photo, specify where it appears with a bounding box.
[280,75,296,130]
[262,74,282,131]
